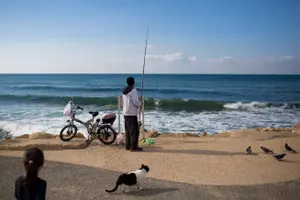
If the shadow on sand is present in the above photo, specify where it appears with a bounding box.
[277,159,298,163]
[111,187,179,196]
[143,146,257,156]
[179,140,213,144]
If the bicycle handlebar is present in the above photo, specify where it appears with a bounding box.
[70,102,84,111]
[77,105,84,110]
[69,99,84,111]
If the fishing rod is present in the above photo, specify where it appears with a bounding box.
[140,26,149,98]
[139,27,149,140]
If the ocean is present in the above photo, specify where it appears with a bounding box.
[0,74,300,136]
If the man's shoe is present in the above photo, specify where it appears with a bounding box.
[130,147,143,152]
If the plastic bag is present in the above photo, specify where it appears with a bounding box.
[63,102,72,116]
[115,133,125,145]
[140,138,155,145]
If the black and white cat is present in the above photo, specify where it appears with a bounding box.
[105,164,150,193]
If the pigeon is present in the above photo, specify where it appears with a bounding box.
[273,153,286,161]
[246,146,252,154]
[260,146,274,154]
[285,143,296,153]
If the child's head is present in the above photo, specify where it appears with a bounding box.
[22,147,44,187]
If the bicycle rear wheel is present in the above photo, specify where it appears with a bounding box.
[60,124,78,142]
[97,125,117,145]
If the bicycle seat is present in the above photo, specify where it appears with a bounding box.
[89,111,99,117]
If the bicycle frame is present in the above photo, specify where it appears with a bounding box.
[70,114,93,130]
[66,103,97,134]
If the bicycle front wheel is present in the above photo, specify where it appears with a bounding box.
[97,125,117,145]
[59,124,78,142]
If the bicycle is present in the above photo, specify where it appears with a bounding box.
[59,99,117,145]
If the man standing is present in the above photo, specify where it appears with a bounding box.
[122,77,143,152]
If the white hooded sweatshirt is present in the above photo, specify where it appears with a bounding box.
[122,86,142,116]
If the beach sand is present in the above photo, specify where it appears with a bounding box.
[1,155,300,200]
[1,126,300,187]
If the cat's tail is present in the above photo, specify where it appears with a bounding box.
[105,174,125,193]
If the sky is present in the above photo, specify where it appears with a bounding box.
[0,0,299,74]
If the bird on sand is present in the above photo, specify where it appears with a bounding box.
[260,146,274,154]
[272,153,286,161]
[285,143,296,153]
[246,146,252,154]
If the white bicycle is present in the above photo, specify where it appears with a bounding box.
[59,99,117,145]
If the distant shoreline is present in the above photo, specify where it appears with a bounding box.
[1,73,300,75]
[2,123,299,140]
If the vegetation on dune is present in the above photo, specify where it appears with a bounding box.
[0,126,12,139]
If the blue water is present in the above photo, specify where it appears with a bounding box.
[1,74,300,135]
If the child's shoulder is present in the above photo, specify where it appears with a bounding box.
[15,175,25,183]
[37,177,47,187]
[15,176,47,185]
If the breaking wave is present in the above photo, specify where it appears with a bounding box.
[0,94,299,112]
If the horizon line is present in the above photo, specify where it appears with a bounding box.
[0,73,300,75]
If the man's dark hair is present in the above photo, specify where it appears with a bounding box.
[126,77,135,86]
